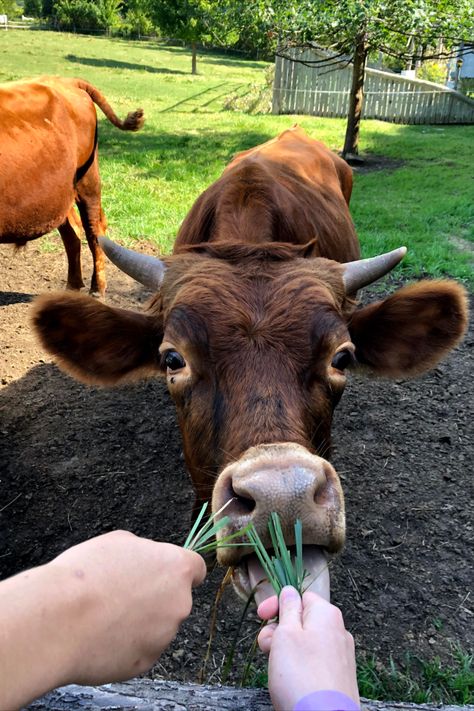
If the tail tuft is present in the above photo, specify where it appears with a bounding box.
[122,108,145,132]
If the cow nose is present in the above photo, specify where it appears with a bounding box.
[212,443,345,565]
[231,461,327,519]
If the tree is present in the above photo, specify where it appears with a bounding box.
[148,0,215,74]
[0,0,20,17]
[121,0,153,37]
[258,0,474,158]
[97,0,122,33]
[23,0,43,16]
[54,0,102,31]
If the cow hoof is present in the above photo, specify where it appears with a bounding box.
[66,283,85,291]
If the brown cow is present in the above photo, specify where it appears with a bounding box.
[33,126,468,602]
[0,76,144,296]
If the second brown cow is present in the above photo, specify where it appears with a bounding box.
[0,76,144,296]
[33,126,468,601]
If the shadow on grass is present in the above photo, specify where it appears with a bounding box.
[66,54,186,75]
[200,55,267,71]
[128,42,267,70]
[97,125,274,178]
[160,82,226,114]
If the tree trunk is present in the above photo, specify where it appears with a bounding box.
[342,35,368,160]
[406,35,415,70]
[191,41,197,74]
[30,680,474,711]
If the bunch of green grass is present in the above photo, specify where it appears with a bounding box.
[247,512,307,596]
[183,500,250,554]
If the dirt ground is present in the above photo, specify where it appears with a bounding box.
[0,240,473,685]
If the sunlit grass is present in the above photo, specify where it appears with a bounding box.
[357,648,474,705]
[1,30,472,285]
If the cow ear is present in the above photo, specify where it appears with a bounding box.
[348,281,468,377]
[32,293,163,385]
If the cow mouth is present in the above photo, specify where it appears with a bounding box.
[231,545,330,606]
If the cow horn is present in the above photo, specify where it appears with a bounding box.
[342,247,407,293]
[98,237,166,290]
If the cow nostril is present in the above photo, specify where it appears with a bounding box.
[313,463,334,506]
[230,483,256,515]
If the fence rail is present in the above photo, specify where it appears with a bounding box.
[272,48,474,124]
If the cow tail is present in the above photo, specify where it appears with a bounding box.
[76,79,144,132]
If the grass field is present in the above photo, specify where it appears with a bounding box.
[1,30,473,285]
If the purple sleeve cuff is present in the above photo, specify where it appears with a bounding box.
[293,689,360,711]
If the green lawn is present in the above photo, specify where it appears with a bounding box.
[1,30,473,285]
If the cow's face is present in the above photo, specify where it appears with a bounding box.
[33,243,468,600]
[158,252,352,575]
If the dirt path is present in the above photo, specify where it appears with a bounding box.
[1,240,473,683]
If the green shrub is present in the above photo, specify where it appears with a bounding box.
[54,0,102,31]
[122,7,153,37]
[417,60,449,85]
[24,0,43,16]
[0,0,21,17]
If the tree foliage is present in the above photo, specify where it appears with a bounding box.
[259,0,474,156]
[121,0,153,36]
[148,0,220,72]
[23,0,43,16]
[97,0,122,31]
[0,0,20,17]
[54,0,102,30]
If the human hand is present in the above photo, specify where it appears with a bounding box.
[49,530,206,686]
[257,586,359,711]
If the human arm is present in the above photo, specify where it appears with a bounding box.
[0,530,206,710]
[258,586,359,711]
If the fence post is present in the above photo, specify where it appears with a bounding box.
[272,53,282,114]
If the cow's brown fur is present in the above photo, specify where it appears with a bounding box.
[0,76,144,295]
[33,126,469,527]
[175,126,360,263]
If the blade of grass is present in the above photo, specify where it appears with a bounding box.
[245,514,307,597]
[184,498,235,552]
[191,515,231,547]
[271,512,294,585]
[295,519,304,588]
[221,584,257,685]
[183,502,208,549]
[247,524,281,593]
[195,523,253,554]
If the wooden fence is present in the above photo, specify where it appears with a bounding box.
[272,48,474,124]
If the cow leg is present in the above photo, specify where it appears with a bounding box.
[57,215,85,290]
[75,156,107,297]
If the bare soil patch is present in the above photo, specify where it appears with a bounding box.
[349,154,405,173]
[0,241,473,684]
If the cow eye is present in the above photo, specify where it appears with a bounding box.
[164,350,186,371]
[331,349,354,371]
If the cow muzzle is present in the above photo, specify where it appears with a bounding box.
[211,443,345,604]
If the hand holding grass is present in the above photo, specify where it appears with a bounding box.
[0,531,206,709]
[258,587,359,711]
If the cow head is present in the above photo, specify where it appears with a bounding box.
[33,239,468,601]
